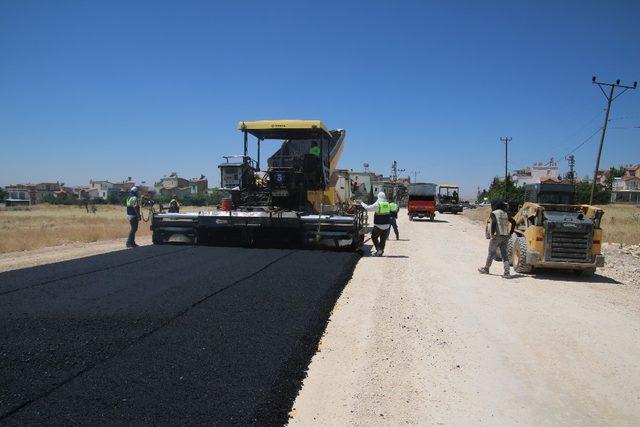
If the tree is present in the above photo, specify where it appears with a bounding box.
[478,177,524,205]
[0,187,6,203]
[182,194,208,206]
[42,193,78,205]
[107,192,127,205]
[575,181,610,205]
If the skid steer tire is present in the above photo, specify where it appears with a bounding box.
[507,234,517,266]
[574,267,596,277]
[513,236,533,274]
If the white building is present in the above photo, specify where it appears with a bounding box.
[512,158,560,187]
[89,180,115,199]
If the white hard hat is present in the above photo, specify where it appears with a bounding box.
[377,192,386,200]
[130,186,138,194]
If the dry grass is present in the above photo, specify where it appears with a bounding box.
[597,204,640,246]
[0,204,155,253]
[462,204,640,245]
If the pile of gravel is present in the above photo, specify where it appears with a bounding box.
[601,243,640,286]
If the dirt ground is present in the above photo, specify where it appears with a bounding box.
[290,210,640,425]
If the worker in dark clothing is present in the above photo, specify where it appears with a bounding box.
[125,187,141,248]
[478,199,516,278]
[168,195,180,213]
[387,200,399,240]
[309,141,320,157]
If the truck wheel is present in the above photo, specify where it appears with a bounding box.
[513,237,533,274]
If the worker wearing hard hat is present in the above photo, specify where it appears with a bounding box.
[361,192,391,256]
[478,199,516,278]
[388,199,399,240]
[168,195,180,213]
[125,187,141,248]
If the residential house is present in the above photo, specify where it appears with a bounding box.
[89,180,115,199]
[154,172,189,194]
[155,172,207,198]
[611,163,640,203]
[189,175,208,194]
[157,186,192,198]
[112,180,136,193]
[349,171,379,203]
[625,164,639,177]
[35,182,62,202]
[622,175,640,190]
[512,158,560,187]
[75,187,100,200]
[4,185,36,206]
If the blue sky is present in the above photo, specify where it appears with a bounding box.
[1,0,639,195]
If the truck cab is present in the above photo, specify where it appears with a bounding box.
[408,183,437,221]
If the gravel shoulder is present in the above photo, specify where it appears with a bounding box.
[290,210,640,425]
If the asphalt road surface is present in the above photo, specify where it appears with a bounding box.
[0,245,358,425]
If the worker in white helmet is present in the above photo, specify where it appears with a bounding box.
[361,192,391,256]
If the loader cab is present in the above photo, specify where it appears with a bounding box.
[524,183,575,205]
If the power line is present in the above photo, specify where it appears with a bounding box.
[562,126,603,157]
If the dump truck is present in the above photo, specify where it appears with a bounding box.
[436,184,463,214]
[407,182,437,221]
[151,120,367,250]
[487,183,605,275]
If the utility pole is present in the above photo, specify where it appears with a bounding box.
[590,76,637,204]
[390,161,405,200]
[412,171,420,183]
[566,154,576,200]
[500,137,512,199]
[566,154,576,185]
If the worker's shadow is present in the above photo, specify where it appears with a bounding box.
[360,244,409,258]
[501,273,526,279]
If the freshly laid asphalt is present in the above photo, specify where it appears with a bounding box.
[0,245,359,425]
